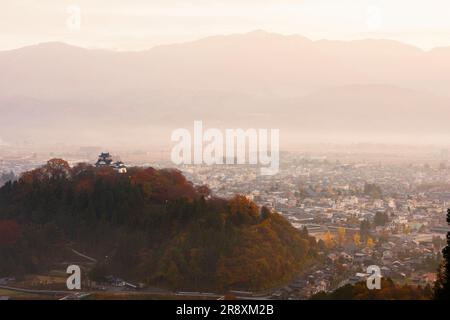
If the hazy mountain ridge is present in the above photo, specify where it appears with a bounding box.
[1,31,450,147]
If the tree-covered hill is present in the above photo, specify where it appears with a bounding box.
[0,159,317,291]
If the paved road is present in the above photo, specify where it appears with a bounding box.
[59,292,92,300]
[70,249,97,263]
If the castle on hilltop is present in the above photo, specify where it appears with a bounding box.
[95,152,127,174]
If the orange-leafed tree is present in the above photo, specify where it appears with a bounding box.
[228,195,260,225]
[324,231,335,248]
[367,237,375,248]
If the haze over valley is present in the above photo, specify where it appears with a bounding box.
[1,31,450,149]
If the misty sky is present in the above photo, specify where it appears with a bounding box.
[3,0,450,51]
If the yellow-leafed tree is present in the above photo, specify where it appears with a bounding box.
[324,231,335,248]
[338,227,346,246]
[354,233,361,247]
[367,237,375,248]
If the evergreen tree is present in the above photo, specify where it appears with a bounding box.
[360,219,371,242]
[434,208,450,299]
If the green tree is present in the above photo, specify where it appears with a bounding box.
[374,211,389,226]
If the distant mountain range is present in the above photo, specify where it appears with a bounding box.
[1,31,450,147]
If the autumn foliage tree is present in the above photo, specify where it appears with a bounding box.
[367,237,375,248]
[228,195,260,225]
[324,231,335,249]
[337,227,346,246]
[353,233,361,247]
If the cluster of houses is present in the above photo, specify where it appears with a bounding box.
[183,156,450,299]
[270,230,442,299]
